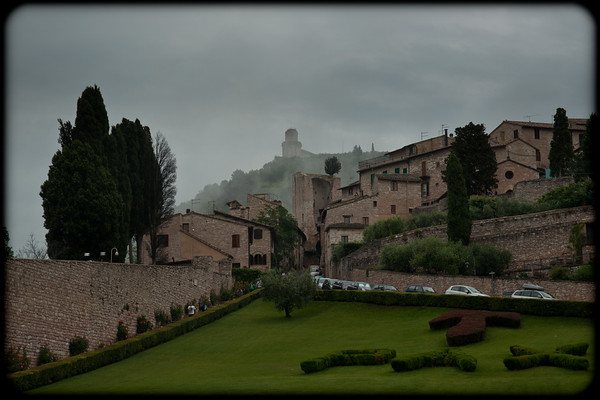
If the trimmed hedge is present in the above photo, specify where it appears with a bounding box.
[429,310,520,346]
[503,343,589,371]
[7,290,262,393]
[300,349,396,374]
[391,349,477,372]
[314,290,593,317]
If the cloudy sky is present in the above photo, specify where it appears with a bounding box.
[4,4,595,253]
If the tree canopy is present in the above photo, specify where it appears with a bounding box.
[260,269,316,317]
[549,107,574,177]
[450,122,497,196]
[324,156,342,176]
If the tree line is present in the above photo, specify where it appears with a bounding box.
[39,85,177,264]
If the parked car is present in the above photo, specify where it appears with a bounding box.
[356,282,373,291]
[445,285,489,296]
[372,284,398,292]
[405,285,436,294]
[511,289,557,300]
[309,265,321,277]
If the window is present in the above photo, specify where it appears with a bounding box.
[182,223,189,232]
[395,167,400,174]
[421,182,429,197]
[505,171,514,179]
[513,129,519,139]
[403,167,408,174]
[536,149,541,161]
[157,235,169,247]
[232,234,240,248]
[391,205,396,214]
[253,229,263,240]
[343,215,351,224]
[373,201,377,208]
[391,181,398,191]
[341,236,349,243]
[362,217,369,225]
[253,254,266,265]
[534,128,540,139]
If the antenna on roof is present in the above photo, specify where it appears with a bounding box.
[524,114,538,122]
[421,132,428,141]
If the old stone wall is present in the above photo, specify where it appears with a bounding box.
[4,257,231,367]
[337,206,594,277]
[347,268,594,302]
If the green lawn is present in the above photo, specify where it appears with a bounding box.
[28,300,595,395]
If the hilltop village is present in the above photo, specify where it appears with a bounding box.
[140,118,592,278]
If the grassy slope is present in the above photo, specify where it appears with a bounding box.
[29,300,595,395]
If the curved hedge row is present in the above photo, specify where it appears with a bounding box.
[429,310,520,346]
[391,349,477,372]
[313,290,593,317]
[300,348,396,374]
[7,290,262,393]
[503,343,589,371]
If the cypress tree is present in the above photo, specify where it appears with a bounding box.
[549,107,574,177]
[443,153,472,245]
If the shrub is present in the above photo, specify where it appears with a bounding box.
[154,309,171,327]
[38,341,58,365]
[115,320,128,342]
[69,336,89,356]
[363,216,405,243]
[550,266,570,280]
[170,304,184,322]
[572,264,593,281]
[555,342,588,356]
[465,243,511,276]
[391,349,476,372]
[301,349,396,373]
[5,346,30,372]
[331,241,364,262]
[429,310,520,346]
[136,314,153,334]
[231,267,263,283]
[379,243,414,272]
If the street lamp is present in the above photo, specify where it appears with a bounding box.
[111,247,119,263]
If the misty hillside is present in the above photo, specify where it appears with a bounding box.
[176,148,387,215]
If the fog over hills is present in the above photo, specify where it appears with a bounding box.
[176,147,386,215]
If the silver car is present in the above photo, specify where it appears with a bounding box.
[511,289,557,300]
[445,285,489,296]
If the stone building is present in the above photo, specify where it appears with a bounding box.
[140,209,275,271]
[294,117,589,273]
[282,128,314,158]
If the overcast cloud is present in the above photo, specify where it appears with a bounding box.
[3,4,595,253]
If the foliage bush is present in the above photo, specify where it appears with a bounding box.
[503,342,589,371]
[170,304,184,322]
[136,314,153,334]
[301,349,396,373]
[69,336,89,356]
[331,241,364,262]
[37,342,58,366]
[390,349,476,372]
[154,309,171,327]
[115,321,128,342]
[572,264,593,281]
[5,346,30,373]
[363,216,404,243]
[231,267,263,283]
[537,178,593,209]
[550,266,571,280]
[429,310,520,346]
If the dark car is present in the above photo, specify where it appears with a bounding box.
[372,284,398,292]
[405,285,436,294]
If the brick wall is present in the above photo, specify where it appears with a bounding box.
[4,257,231,367]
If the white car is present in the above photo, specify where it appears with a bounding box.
[445,285,489,296]
[511,289,557,300]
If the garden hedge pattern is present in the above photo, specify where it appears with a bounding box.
[390,349,477,372]
[428,310,521,346]
[503,343,589,371]
[300,349,396,374]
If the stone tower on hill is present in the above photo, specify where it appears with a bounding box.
[282,128,314,158]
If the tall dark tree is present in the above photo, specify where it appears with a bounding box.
[443,153,472,245]
[40,85,126,260]
[450,122,497,196]
[549,107,574,177]
[324,156,341,176]
[572,112,595,181]
[111,119,155,263]
[146,132,177,265]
